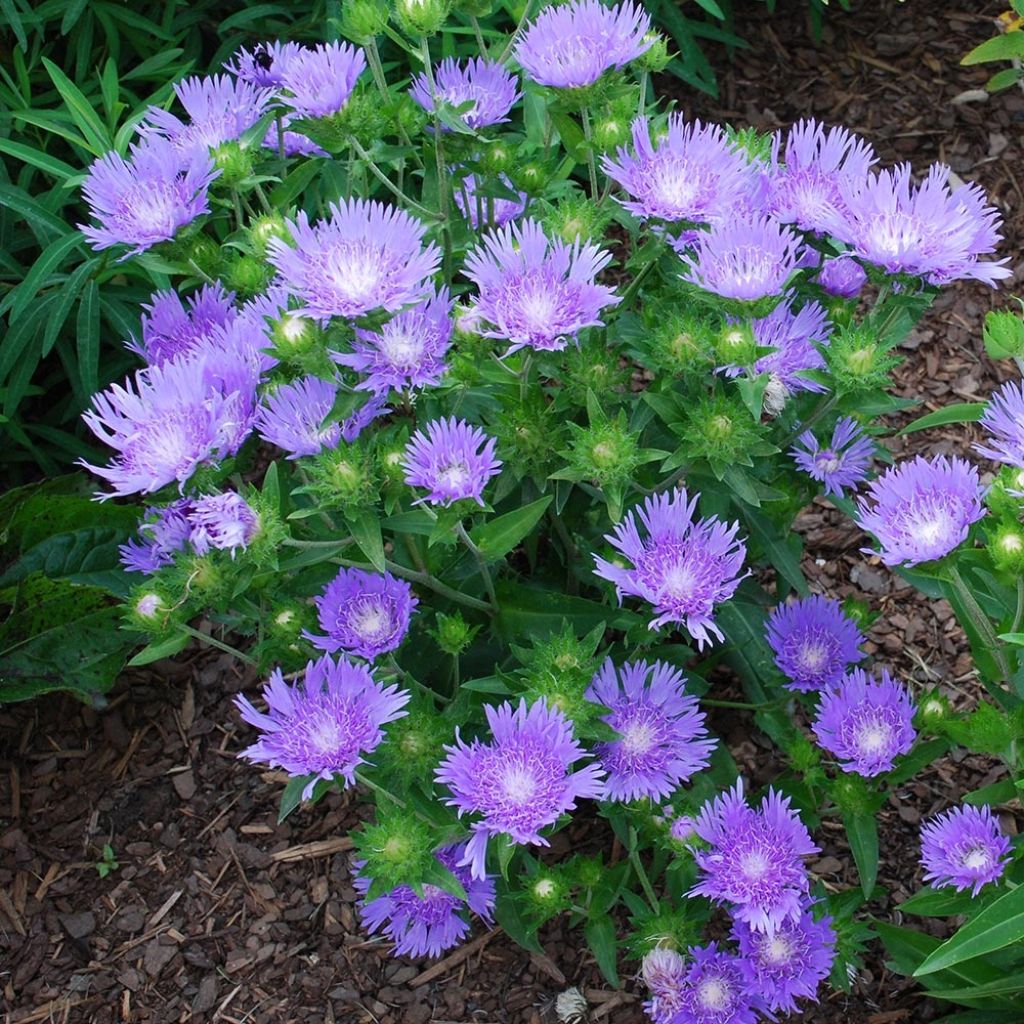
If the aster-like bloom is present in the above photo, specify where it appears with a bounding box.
[689,781,819,934]
[671,944,761,1024]
[463,218,620,355]
[642,947,688,1024]
[812,668,917,777]
[816,256,868,298]
[267,199,441,322]
[435,698,605,879]
[920,804,1012,896]
[856,454,984,567]
[453,174,527,229]
[307,567,418,662]
[976,379,1024,468]
[141,75,274,156]
[354,843,496,958]
[766,595,864,692]
[235,654,409,799]
[515,0,652,89]
[593,490,747,649]
[80,351,253,497]
[584,659,715,802]
[767,119,876,234]
[255,375,341,458]
[791,416,875,498]
[410,57,520,130]
[732,905,836,1015]
[263,115,328,158]
[79,138,217,257]
[188,491,259,556]
[602,115,758,224]
[119,499,194,574]
[827,163,1011,286]
[280,41,366,118]
[128,283,237,366]
[226,41,305,87]
[333,288,453,395]
[402,417,502,507]
[342,395,391,443]
[678,216,804,303]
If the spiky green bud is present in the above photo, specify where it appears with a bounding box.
[212,141,254,187]
[394,0,452,36]
[542,190,612,244]
[634,31,671,73]
[983,306,1024,360]
[339,0,389,43]
[223,253,270,298]
[715,322,757,366]
[249,212,289,255]
[989,519,1024,573]
[430,610,480,656]
[826,323,901,393]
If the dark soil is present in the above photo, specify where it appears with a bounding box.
[2,1,1022,1021]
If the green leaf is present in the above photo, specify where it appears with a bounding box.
[494,893,544,953]
[468,496,552,561]
[42,57,111,154]
[0,138,78,180]
[741,506,808,596]
[0,527,132,593]
[43,260,96,357]
[962,33,1024,65]
[844,812,878,897]
[915,884,1024,976]
[0,183,67,239]
[127,631,190,667]
[987,67,1024,92]
[7,232,84,325]
[495,582,641,638]
[584,913,621,987]
[76,279,100,400]
[346,510,385,572]
[278,774,315,823]
[899,403,985,435]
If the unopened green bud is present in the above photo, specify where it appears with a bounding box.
[990,520,1024,573]
[917,691,951,729]
[135,592,164,622]
[573,856,603,890]
[354,811,437,890]
[987,466,1024,520]
[715,322,757,366]
[523,868,570,921]
[394,0,451,36]
[566,416,641,488]
[212,141,253,187]
[271,313,321,358]
[787,735,821,773]
[388,93,428,138]
[983,306,1024,361]
[592,112,630,151]
[223,254,270,298]
[431,610,480,656]
[826,324,900,393]
[249,212,289,255]
[830,773,876,816]
[509,159,551,195]
[841,597,873,628]
[514,623,603,725]
[634,31,671,72]
[479,141,513,175]
[181,235,221,278]
[339,0,389,43]
[543,191,611,244]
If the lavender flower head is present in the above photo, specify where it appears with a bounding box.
[120,499,194,574]
[975,379,1024,468]
[128,283,237,366]
[333,288,453,396]
[515,0,652,89]
[585,659,716,802]
[226,41,305,87]
[670,943,760,1024]
[856,454,984,567]
[812,668,917,777]
[255,375,341,458]
[267,199,441,322]
[141,74,274,156]
[732,905,836,1015]
[354,843,496,958]
[308,567,418,662]
[828,163,1011,286]
[463,218,620,355]
[767,119,876,234]
[920,804,1012,896]
[435,698,605,879]
[453,174,527,230]
[593,490,748,649]
[188,491,259,556]
[689,781,819,935]
[602,116,758,224]
[235,654,409,799]
[410,58,520,130]
[766,595,864,692]
[678,216,804,303]
[792,416,874,498]
[80,138,217,257]
[816,256,868,298]
[402,417,502,507]
[342,395,391,443]
[642,947,689,1024]
[280,41,367,119]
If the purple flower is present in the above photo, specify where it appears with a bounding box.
[976,379,1024,468]
[515,0,652,89]
[79,138,217,257]
[602,116,758,224]
[332,288,453,395]
[280,41,367,119]
[584,659,715,802]
[678,216,804,303]
[792,417,874,498]
[119,499,194,573]
[828,163,1011,286]
[188,491,259,556]
[226,41,305,87]
[436,699,605,879]
[342,395,391,443]
[812,668,917,777]
[669,943,761,1024]
[141,74,274,156]
[354,843,496,958]
[255,375,341,458]
[856,454,984,567]
[453,174,527,229]
[463,218,620,355]
[593,490,747,649]
[642,947,688,1024]
[235,654,409,799]
[402,417,502,507]
[267,199,441,322]
[816,256,868,298]
[263,116,328,158]
[128,284,237,366]
[307,568,417,662]
[732,905,836,1015]
[410,58,520,130]
[920,804,1011,896]
[767,119,876,235]
[766,595,864,693]
[80,350,254,497]
[689,781,819,935]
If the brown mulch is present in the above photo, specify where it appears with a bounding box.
[2,1,1022,1021]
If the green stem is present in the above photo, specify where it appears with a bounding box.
[455,521,499,610]
[180,624,256,666]
[519,352,532,402]
[498,0,535,62]
[948,563,1013,690]
[627,834,659,914]
[275,112,286,161]
[471,14,488,56]
[637,69,648,118]
[781,392,838,448]
[348,136,439,220]
[334,556,494,613]
[419,35,453,281]
[619,257,656,310]
[281,536,354,549]
[579,105,599,200]
[1013,577,1024,636]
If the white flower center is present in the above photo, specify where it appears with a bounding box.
[437,460,470,491]
[762,936,793,964]
[856,721,891,755]
[501,766,537,805]
[519,286,559,330]
[867,213,924,261]
[662,563,696,600]
[740,850,770,879]
[310,716,344,753]
[916,512,951,545]
[351,603,391,638]
[697,978,730,1011]
[127,185,176,234]
[329,247,382,304]
[652,161,699,212]
[620,721,656,755]
[797,641,828,673]
[962,847,992,871]
[379,327,424,368]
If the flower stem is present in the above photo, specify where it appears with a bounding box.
[781,392,838,448]
[348,136,439,220]
[948,563,1013,692]
[579,106,599,200]
[627,830,659,913]
[180,623,256,666]
[334,556,494,614]
[471,15,488,56]
[498,0,535,63]
[455,521,499,610]
[419,35,454,282]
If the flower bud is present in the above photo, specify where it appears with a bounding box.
[509,159,551,195]
[543,192,611,245]
[431,610,480,656]
[715,322,757,366]
[989,520,1024,573]
[249,212,289,255]
[212,141,254,187]
[566,416,641,489]
[339,0,389,43]
[479,140,514,175]
[523,868,570,920]
[394,0,452,36]
[826,323,900,393]
[270,312,321,359]
[635,31,672,73]
[983,307,1024,361]
[181,235,221,278]
[223,254,270,298]
[817,257,867,299]
[917,690,951,729]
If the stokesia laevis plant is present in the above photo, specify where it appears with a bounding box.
[64,0,1024,1016]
